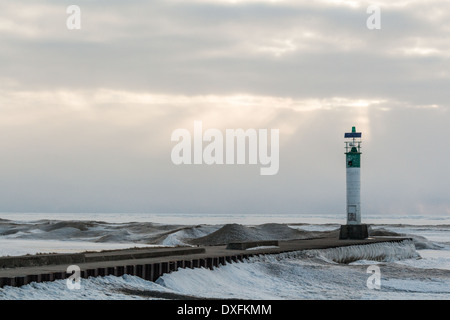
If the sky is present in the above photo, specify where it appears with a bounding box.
[0,0,449,217]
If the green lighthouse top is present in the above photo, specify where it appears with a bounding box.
[344,126,362,154]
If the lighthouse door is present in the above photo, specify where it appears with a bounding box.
[347,205,357,222]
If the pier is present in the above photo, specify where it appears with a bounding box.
[0,237,410,288]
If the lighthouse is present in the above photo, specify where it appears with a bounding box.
[339,126,369,239]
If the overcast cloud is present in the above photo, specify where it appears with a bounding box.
[0,0,449,216]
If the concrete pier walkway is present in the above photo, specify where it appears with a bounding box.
[0,236,410,288]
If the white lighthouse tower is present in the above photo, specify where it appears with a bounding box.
[339,126,369,239]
